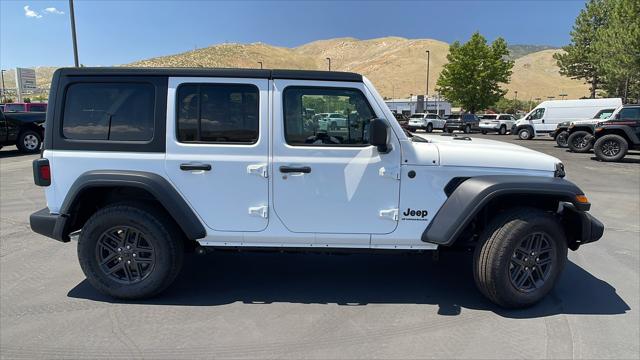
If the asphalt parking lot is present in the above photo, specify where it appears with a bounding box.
[1,134,638,359]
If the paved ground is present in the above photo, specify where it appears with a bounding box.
[1,134,638,359]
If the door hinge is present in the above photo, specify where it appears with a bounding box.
[379,208,399,221]
[378,166,400,180]
[247,163,268,178]
[248,205,268,218]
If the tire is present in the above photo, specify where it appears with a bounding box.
[78,203,184,300]
[518,128,532,140]
[16,130,42,154]
[447,128,454,134]
[330,122,337,131]
[555,131,569,148]
[594,134,628,162]
[473,207,568,308]
[481,130,488,134]
[464,125,471,134]
[499,125,507,135]
[407,127,416,132]
[567,130,593,153]
[426,123,433,133]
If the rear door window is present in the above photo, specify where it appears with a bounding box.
[63,82,155,141]
[176,84,259,144]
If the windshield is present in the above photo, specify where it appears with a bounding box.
[447,115,461,120]
[595,109,614,119]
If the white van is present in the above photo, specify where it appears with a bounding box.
[513,98,622,140]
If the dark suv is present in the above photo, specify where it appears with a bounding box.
[590,105,640,162]
[445,113,480,134]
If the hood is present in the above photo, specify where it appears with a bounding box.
[406,135,559,173]
[570,118,600,125]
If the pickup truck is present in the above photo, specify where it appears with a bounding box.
[0,109,46,153]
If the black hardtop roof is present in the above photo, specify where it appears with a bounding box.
[54,67,363,82]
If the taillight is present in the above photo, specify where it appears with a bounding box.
[33,158,51,186]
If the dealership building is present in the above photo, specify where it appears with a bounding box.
[385,95,452,117]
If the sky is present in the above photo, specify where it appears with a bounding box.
[1,0,587,69]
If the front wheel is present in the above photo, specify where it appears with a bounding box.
[518,128,532,140]
[464,124,471,134]
[473,208,567,308]
[568,131,593,153]
[78,204,184,299]
[555,131,569,148]
[16,130,42,153]
[446,128,454,134]
[499,125,507,135]
[594,134,628,162]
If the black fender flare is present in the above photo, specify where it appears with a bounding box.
[60,170,206,241]
[596,125,640,144]
[422,175,591,246]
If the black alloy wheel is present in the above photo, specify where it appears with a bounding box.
[509,232,556,293]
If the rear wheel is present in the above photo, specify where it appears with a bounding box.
[499,125,507,135]
[568,130,593,153]
[473,208,567,308]
[16,130,42,153]
[426,123,433,133]
[78,204,184,299]
[464,124,471,134]
[447,128,454,134]
[555,131,569,148]
[594,134,628,162]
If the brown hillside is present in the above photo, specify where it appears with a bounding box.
[5,38,590,101]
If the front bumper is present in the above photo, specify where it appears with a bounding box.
[30,208,70,242]
[563,203,604,249]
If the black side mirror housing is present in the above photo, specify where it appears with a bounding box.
[370,118,390,153]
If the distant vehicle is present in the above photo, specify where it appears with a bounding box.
[479,114,517,135]
[0,109,46,153]
[407,113,446,132]
[445,113,480,134]
[3,103,48,113]
[513,98,623,140]
[551,108,615,148]
[326,113,347,130]
[565,108,617,152]
[392,112,410,129]
[591,105,640,162]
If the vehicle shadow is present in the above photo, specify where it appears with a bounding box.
[0,149,30,159]
[589,156,640,164]
[67,251,630,318]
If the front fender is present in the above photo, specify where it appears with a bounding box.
[422,175,591,246]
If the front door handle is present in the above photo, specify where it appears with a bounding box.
[180,163,212,171]
[279,166,311,174]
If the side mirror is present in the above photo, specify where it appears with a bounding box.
[614,113,621,120]
[369,118,390,153]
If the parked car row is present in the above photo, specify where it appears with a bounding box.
[0,108,46,153]
[553,104,640,162]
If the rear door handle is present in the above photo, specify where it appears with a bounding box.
[180,163,212,171]
[279,166,311,174]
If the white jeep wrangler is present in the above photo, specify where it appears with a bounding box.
[30,68,603,308]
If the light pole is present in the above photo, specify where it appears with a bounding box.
[257,61,263,69]
[559,93,567,100]
[326,57,331,71]
[425,50,430,112]
[547,96,555,100]
[69,0,79,67]
[0,70,6,103]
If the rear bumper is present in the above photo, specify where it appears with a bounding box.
[446,123,465,130]
[29,208,69,242]
[479,123,501,131]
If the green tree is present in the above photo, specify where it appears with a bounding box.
[594,0,640,102]
[436,32,513,113]
[554,0,610,98]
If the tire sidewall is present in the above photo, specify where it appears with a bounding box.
[556,131,569,147]
[518,128,531,140]
[78,206,181,299]
[499,126,507,135]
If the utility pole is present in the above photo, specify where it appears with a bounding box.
[425,50,430,113]
[559,93,567,100]
[0,70,6,103]
[326,57,331,71]
[257,61,263,69]
[69,0,79,67]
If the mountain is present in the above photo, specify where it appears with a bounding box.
[128,37,587,100]
[4,37,589,102]
[507,45,558,59]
